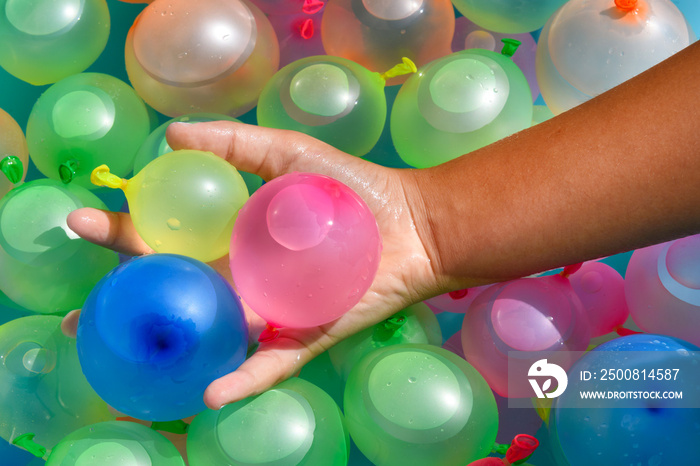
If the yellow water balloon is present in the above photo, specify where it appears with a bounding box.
[92,149,249,263]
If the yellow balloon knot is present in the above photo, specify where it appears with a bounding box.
[91,164,127,190]
[380,57,418,81]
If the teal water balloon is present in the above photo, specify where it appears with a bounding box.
[26,72,151,189]
[46,421,185,465]
[0,0,110,86]
[133,114,263,195]
[257,55,390,156]
[344,344,498,466]
[0,179,118,314]
[328,302,442,380]
[187,377,349,465]
[391,47,532,168]
[0,316,113,450]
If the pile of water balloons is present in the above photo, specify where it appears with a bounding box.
[0,0,698,464]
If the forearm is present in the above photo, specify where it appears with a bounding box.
[411,41,700,289]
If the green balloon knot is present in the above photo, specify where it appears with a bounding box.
[12,433,47,458]
[491,442,510,456]
[0,155,23,184]
[373,314,406,341]
[91,164,127,190]
[58,159,79,184]
[500,38,522,58]
[380,57,417,81]
[151,419,190,434]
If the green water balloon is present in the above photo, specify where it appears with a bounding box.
[92,149,249,263]
[0,0,110,86]
[46,421,185,465]
[391,47,532,168]
[0,179,118,314]
[257,55,415,157]
[329,302,443,380]
[26,72,151,190]
[298,350,345,409]
[187,377,349,465]
[344,344,498,466]
[0,315,113,450]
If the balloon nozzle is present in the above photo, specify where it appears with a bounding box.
[374,314,406,341]
[500,38,522,58]
[59,159,79,184]
[614,0,638,10]
[91,164,127,190]
[150,419,190,434]
[380,57,418,81]
[12,433,46,458]
[258,324,280,343]
[0,155,23,184]
[506,434,539,464]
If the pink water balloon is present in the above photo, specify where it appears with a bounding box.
[229,172,381,330]
[461,274,591,397]
[567,261,629,338]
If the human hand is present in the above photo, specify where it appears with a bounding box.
[62,121,455,409]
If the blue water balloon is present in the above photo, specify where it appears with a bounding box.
[77,253,248,421]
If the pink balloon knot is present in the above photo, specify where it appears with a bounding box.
[258,324,281,343]
[302,0,324,14]
[448,289,469,300]
[505,434,539,464]
[615,326,644,336]
[560,262,584,278]
[299,18,315,40]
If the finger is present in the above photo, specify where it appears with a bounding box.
[61,309,81,338]
[165,121,367,181]
[203,338,314,409]
[67,207,153,256]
